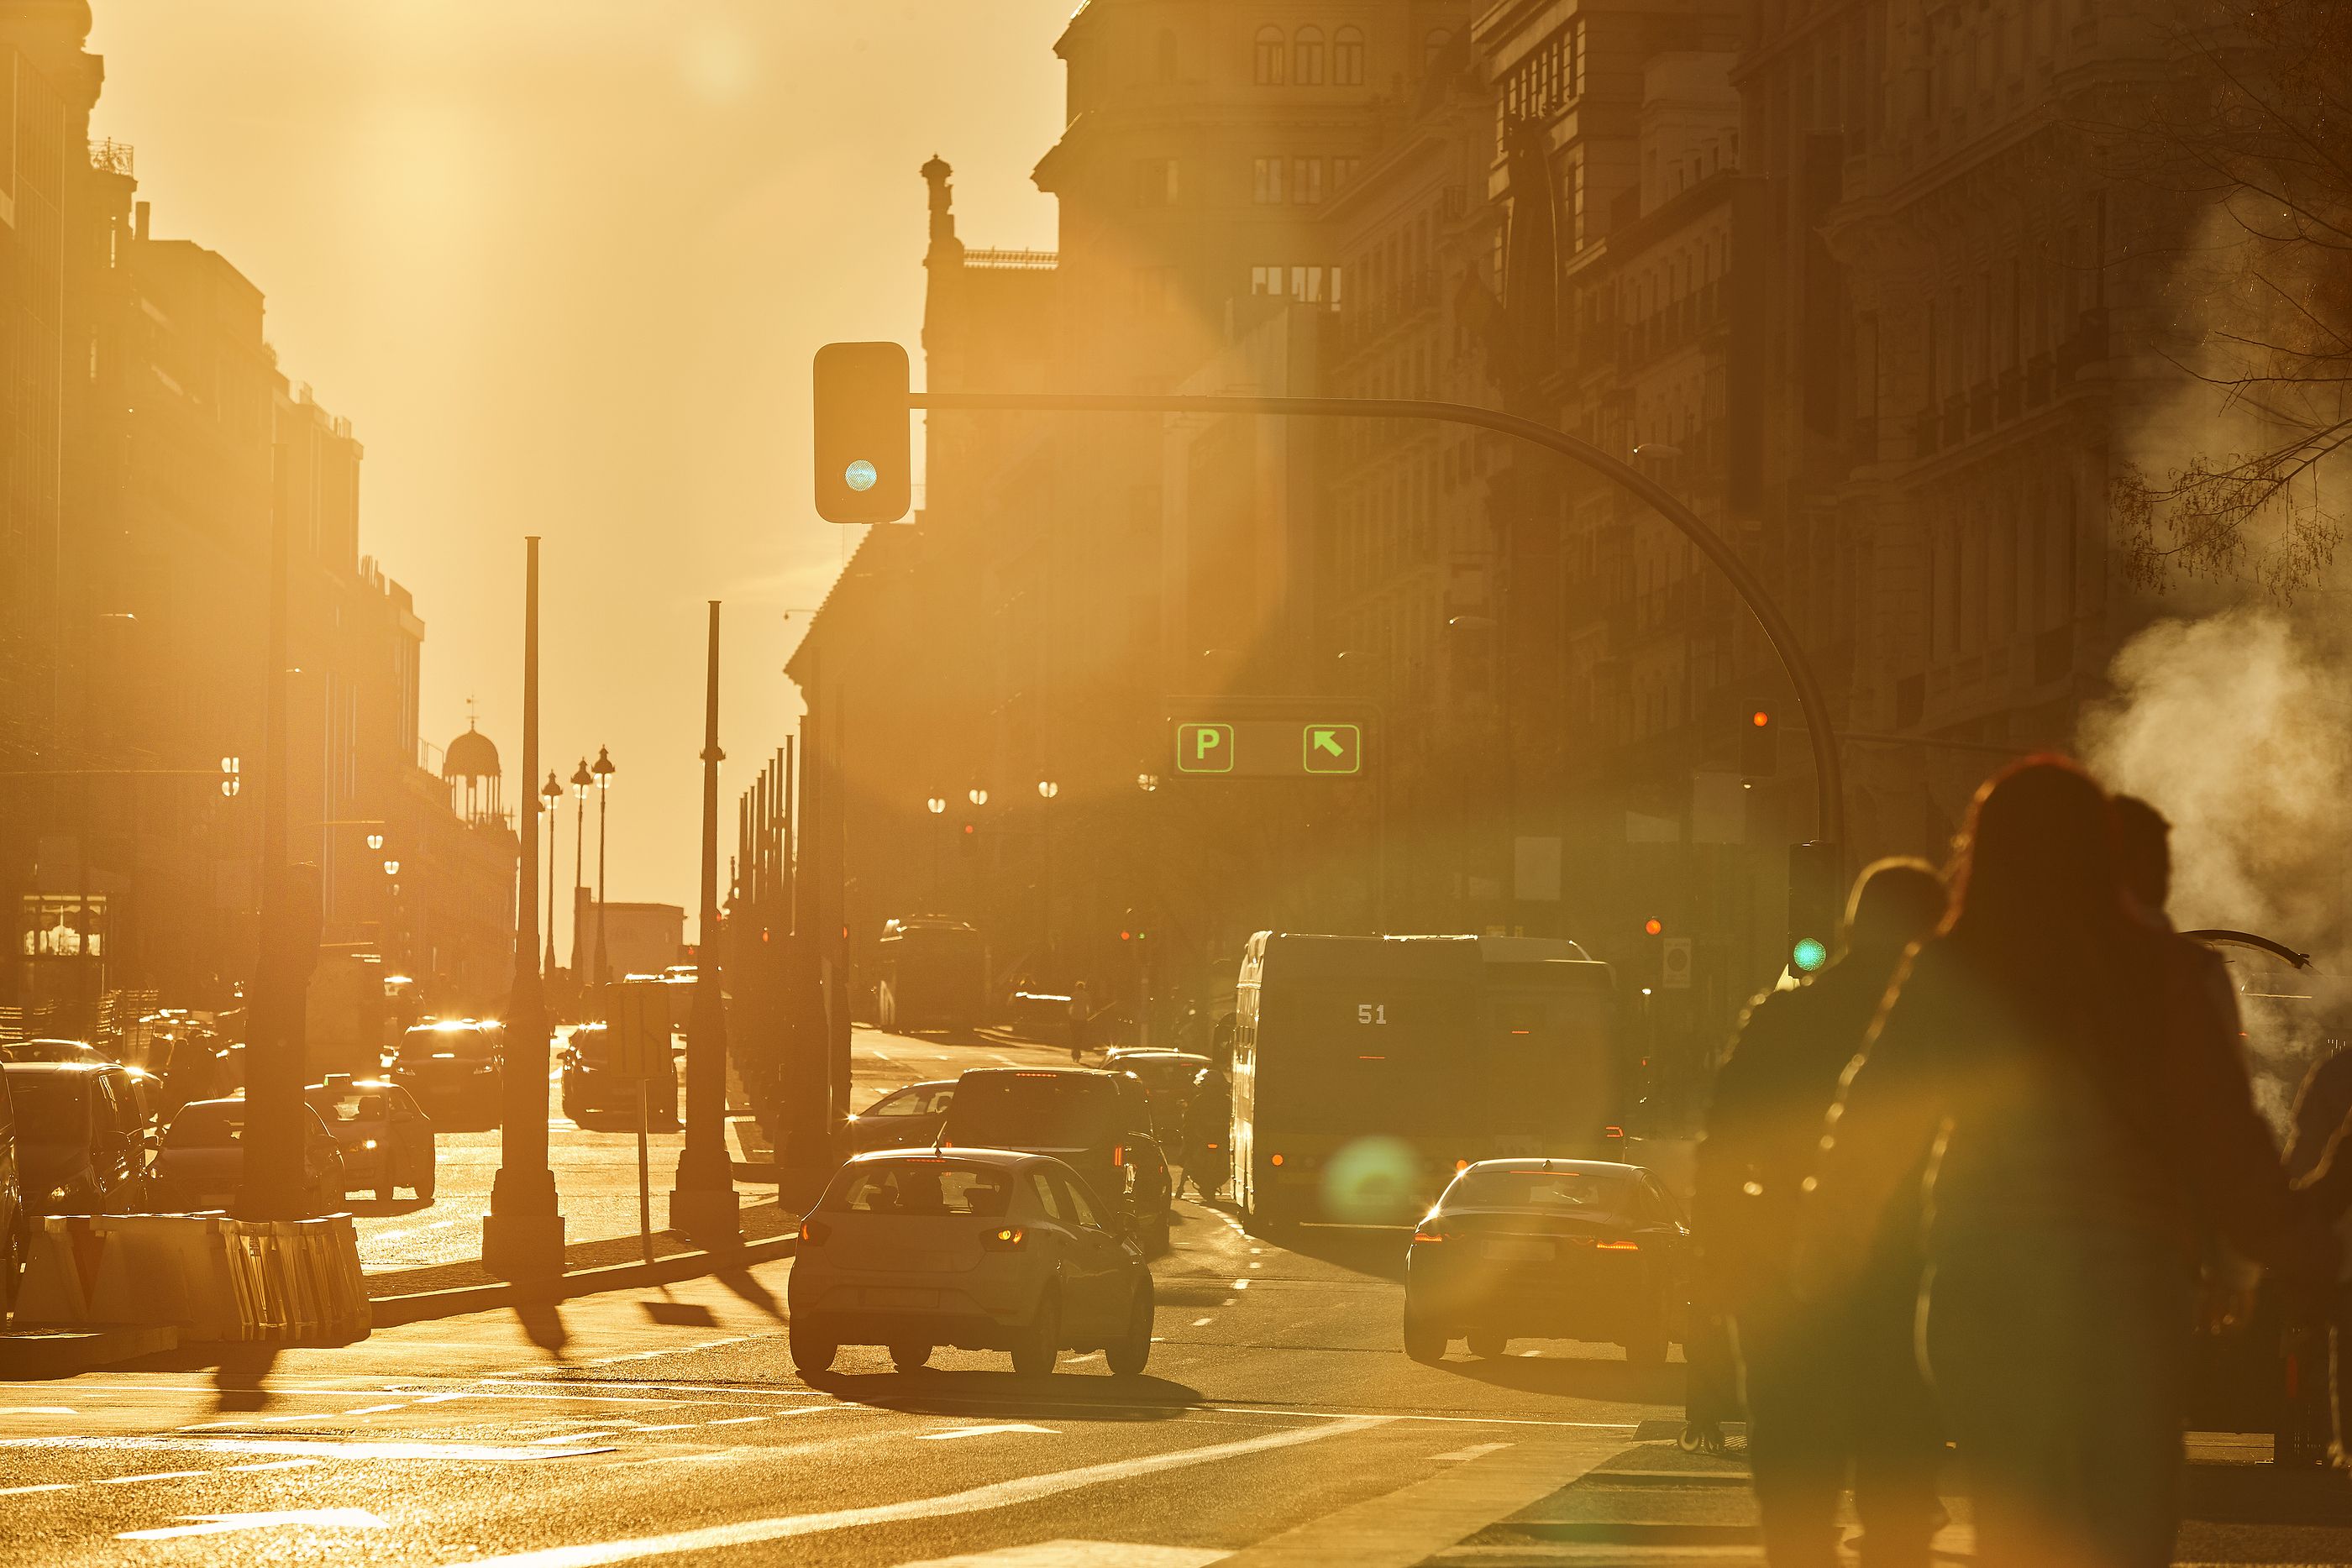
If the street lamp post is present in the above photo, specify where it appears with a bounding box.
[669,600,741,1245]
[591,746,614,987]
[926,796,946,902]
[570,758,591,981]
[1037,779,1058,962]
[540,770,561,984]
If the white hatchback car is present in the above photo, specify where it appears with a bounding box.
[788,1147,1154,1378]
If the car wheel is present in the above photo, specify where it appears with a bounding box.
[1106,1276,1155,1377]
[1625,1334,1668,1368]
[1467,1330,1508,1359]
[1149,1211,1172,1256]
[888,1342,932,1372]
[1403,1307,1447,1365]
[415,1164,437,1201]
[789,1324,837,1377]
[1011,1287,1062,1377]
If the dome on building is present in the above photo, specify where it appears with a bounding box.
[444,721,500,783]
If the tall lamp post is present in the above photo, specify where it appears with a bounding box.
[670,600,741,1244]
[591,746,614,987]
[569,758,592,979]
[1037,779,1059,962]
[539,770,562,983]
[925,796,947,903]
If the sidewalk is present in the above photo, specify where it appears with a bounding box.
[360,1196,800,1300]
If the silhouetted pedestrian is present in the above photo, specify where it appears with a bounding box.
[1812,760,2348,1568]
[1067,981,1093,1062]
[1698,857,1948,1566]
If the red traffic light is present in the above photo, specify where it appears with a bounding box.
[1750,709,1771,727]
[1120,930,1132,941]
[1643,917,1664,936]
[962,822,975,834]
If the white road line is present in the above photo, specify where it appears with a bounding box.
[446,1415,1392,1567]
[1191,1318,1211,1327]
[533,1433,623,1445]
[343,1403,408,1415]
[100,1471,208,1485]
[0,1436,615,1462]
[0,1483,71,1497]
[1231,1280,1250,1289]
[702,1416,768,1426]
[1429,1442,1513,1462]
[0,1407,76,1416]
[916,1424,1058,1441]
[228,1459,321,1473]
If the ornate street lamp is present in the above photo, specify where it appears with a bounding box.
[967,787,988,807]
[569,757,593,978]
[591,746,615,986]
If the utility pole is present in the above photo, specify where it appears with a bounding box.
[237,443,316,1219]
[485,537,565,1277]
[669,600,741,1245]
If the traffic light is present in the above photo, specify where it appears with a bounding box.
[812,342,911,524]
[959,821,976,853]
[1642,916,1664,936]
[1788,840,1842,975]
[1740,701,1777,777]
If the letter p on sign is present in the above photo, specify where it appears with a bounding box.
[1176,721,1235,774]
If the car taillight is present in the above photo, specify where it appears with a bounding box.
[1412,1230,1446,1245]
[1110,1144,1125,1167]
[1269,1152,1285,1167]
[980,1225,1026,1252]
[797,1218,831,1245]
[1595,1239,1639,1251]
[1604,1125,1625,1141]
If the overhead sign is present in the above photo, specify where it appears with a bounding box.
[1169,716,1372,779]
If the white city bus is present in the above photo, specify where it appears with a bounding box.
[1230,932,1620,1234]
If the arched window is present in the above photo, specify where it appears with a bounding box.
[1293,25,1325,86]
[1254,25,1286,85]
[1423,28,1453,73]
[1156,29,1178,82]
[1333,24,1365,86]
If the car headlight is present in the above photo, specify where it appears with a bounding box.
[362,1140,379,1151]
[45,1183,71,1204]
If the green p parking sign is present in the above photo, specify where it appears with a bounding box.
[1168,711,1373,779]
[1177,722,1236,773]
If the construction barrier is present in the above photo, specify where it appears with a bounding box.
[16,1212,369,1345]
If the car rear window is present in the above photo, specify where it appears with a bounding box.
[944,1076,1116,1147]
[1445,1169,1641,1219]
[1121,1057,1206,1092]
[169,1104,244,1147]
[3,1073,87,1135]
[401,1030,497,1061]
[823,1161,1012,1217]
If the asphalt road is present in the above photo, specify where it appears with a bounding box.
[349,1025,1079,1277]
[8,1027,2347,1565]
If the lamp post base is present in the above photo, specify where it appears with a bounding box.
[482,1211,566,1279]
[666,1184,742,1247]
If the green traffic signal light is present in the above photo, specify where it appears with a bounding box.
[1792,936,1829,973]
[812,343,911,524]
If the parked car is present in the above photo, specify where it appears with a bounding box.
[387,1020,506,1125]
[153,1098,346,1214]
[2,1038,112,1067]
[843,1079,956,1154]
[306,1077,436,1201]
[1403,1158,1690,1366]
[786,1147,1153,1378]
[558,1023,679,1127]
[2,1062,151,1215]
[937,1067,1172,1253]
[0,1072,26,1318]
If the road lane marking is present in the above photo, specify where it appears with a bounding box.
[1231,1281,1250,1289]
[228,1459,320,1472]
[0,1436,615,1461]
[0,1483,71,1496]
[533,1433,624,1445]
[100,1471,208,1485]
[702,1416,769,1426]
[916,1424,1058,1441]
[118,1508,389,1541]
[0,1408,76,1416]
[343,1403,408,1414]
[446,1415,1394,1566]
[1191,1318,1211,1327]
[1429,1442,1513,1462]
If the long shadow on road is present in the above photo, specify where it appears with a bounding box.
[1436,1347,1686,1406]
[808,1366,1201,1424]
[1266,1222,1412,1283]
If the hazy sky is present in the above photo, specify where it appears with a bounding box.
[87,1,1069,940]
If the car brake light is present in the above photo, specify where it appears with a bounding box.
[797,1218,831,1245]
[1269,1152,1284,1167]
[1604,1125,1625,1141]
[1412,1230,1446,1244]
[1595,1239,1638,1251]
[1111,1144,1125,1167]
[980,1225,1026,1251]
[1454,1159,1469,1171]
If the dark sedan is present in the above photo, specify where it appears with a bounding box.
[387,1020,505,1125]
[842,1079,956,1154]
[1403,1158,1690,1366]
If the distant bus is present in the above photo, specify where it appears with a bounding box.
[1230,932,1620,1234]
[874,917,986,1034]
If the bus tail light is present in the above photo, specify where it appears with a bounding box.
[798,1218,832,1245]
[980,1225,1026,1252]
[1594,1239,1639,1251]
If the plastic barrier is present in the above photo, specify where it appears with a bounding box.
[16,1212,368,1345]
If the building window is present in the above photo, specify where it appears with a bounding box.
[1294,25,1325,85]
[1332,156,1362,190]
[1252,156,1286,204]
[1333,25,1365,86]
[1134,158,1179,207]
[1252,265,1286,296]
[1424,28,1453,73]
[1292,157,1324,203]
[1290,265,1324,302]
[1255,25,1286,85]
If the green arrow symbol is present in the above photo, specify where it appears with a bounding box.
[1312,728,1344,756]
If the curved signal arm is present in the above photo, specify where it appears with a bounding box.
[912,389,1845,849]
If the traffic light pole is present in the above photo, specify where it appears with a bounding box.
[911,391,1845,849]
